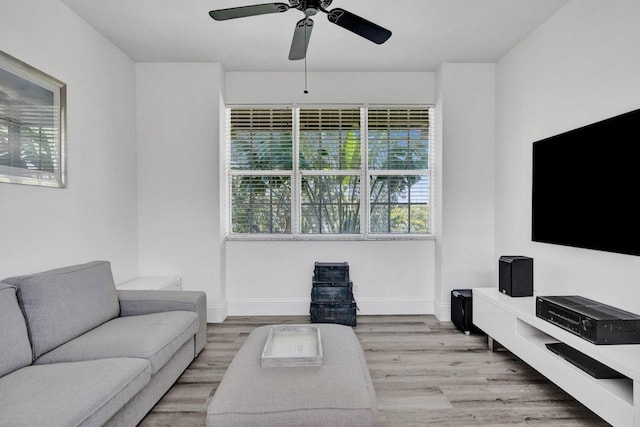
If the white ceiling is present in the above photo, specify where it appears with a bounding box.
[60,0,569,72]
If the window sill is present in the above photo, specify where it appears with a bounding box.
[225,234,435,242]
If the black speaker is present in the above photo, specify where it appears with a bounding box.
[499,256,533,297]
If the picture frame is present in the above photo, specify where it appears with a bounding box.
[0,50,67,188]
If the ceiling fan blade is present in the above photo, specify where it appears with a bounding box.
[326,8,391,44]
[289,18,314,60]
[209,3,290,21]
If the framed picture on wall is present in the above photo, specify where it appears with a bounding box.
[0,50,67,188]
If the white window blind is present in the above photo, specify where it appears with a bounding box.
[229,108,293,171]
[299,108,361,170]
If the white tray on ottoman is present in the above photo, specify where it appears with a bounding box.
[261,325,323,367]
[206,323,377,427]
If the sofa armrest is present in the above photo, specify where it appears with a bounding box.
[117,290,207,356]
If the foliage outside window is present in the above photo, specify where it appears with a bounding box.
[226,106,433,238]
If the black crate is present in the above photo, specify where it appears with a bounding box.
[314,262,350,282]
[312,280,353,288]
[310,300,357,326]
[311,282,353,303]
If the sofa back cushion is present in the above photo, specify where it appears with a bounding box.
[0,283,33,377]
[3,261,120,359]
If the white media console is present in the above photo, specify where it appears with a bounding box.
[473,287,640,426]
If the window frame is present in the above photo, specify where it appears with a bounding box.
[224,104,434,241]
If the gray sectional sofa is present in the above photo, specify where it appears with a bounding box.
[0,260,207,427]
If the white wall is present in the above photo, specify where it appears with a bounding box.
[226,72,435,105]
[136,63,227,321]
[227,240,435,315]
[134,68,497,319]
[434,64,496,320]
[0,0,138,282]
[495,0,640,313]
[225,71,437,316]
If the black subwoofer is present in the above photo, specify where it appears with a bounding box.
[451,289,480,335]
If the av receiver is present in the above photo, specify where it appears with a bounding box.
[536,295,640,345]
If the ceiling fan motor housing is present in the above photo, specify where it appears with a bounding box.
[290,0,333,15]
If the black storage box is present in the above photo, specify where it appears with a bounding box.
[311,281,353,303]
[310,300,357,326]
[314,262,350,282]
[311,262,355,326]
[451,289,481,335]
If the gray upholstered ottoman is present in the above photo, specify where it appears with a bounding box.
[206,324,377,427]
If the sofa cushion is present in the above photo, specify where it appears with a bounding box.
[35,311,198,374]
[118,289,208,356]
[0,358,151,427]
[0,283,33,378]
[3,261,120,358]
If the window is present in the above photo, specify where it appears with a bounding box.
[299,108,361,234]
[226,105,433,238]
[368,108,431,234]
[229,109,292,233]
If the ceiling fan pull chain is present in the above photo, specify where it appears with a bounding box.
[304,18,309,94]
[304,58,308,94]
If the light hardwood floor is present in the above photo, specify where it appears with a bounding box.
[139,315,609,426]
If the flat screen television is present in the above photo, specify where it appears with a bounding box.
[531,107,640,256]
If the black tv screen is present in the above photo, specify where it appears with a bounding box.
[532,108,640,256]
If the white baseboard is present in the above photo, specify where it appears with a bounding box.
[433,298,451,321]
[356,298,433,315]
[225,297,433,317]
[207,302,228,323]
[227,298,309,316]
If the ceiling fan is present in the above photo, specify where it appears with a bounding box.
[209,0,392,60]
